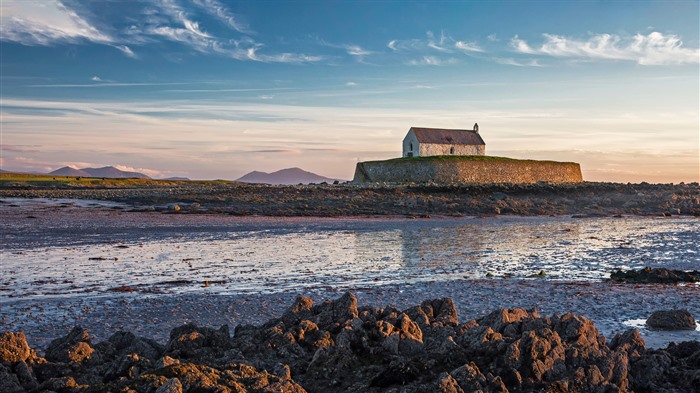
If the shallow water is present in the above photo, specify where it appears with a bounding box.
[1,199,697,301]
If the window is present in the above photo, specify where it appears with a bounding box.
[450,147,455,155]
[410,143,413,151]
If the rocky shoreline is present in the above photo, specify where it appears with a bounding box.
[2,293,699,393]
[1,181,698,217]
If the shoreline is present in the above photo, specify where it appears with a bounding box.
[4,278,699,351]
[1,181,699,217]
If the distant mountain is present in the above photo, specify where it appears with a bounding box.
[49,166,151,179]
[49,167,92,177]
[236,167,340,185]
[83,166,151,179]
[161,177,190,181]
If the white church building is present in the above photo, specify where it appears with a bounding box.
[402,123,485,157]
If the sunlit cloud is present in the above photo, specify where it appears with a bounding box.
[512,32,699,65]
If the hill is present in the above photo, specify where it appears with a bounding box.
[236,167,339,185]
[49,166,150,179]
[49,167,92,177]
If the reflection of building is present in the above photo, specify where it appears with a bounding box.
[402,124,486,158]
[398,224,486,268]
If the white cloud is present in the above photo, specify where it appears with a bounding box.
[426,30,451,52]
[346,82,357,86]
[408,56,458,66]
[192,0,250,33]
[0,0,112,45]
[510,35,535,54]
[495,58,543,67]
[113,44,137,58]
[512,32,699,65]
[387,40,397,51]
[91,76,102,82]
[487,34,499,42]
[113,165,166,178]
[345,45,370,56]
[455,41,484,52]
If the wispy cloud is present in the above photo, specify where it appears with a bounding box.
[455,41,484,53]
[113,44,137,58]
[192,0,250,33]
[495,58,543,67]
[1,0,323,63]
[511,32,699,65]
[345,44,370,56]
[0,0,112,45]
[408,56,458,66]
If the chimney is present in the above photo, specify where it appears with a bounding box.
[473,123,479,132]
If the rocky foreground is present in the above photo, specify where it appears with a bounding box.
[1,181,699,216]
[2,293,698,393]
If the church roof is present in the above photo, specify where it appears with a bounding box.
[410,127,485,145]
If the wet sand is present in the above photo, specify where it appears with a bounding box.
[1,199,698,352]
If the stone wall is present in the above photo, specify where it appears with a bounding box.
[419,143,485,157]
[353,156,583,184]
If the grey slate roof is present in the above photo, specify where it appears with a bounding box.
[410,127,485,145]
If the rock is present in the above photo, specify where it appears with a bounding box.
[6,292,700,393]
[44,327,94,363]
[610,266,700,283]
[155,377,183,393]
[647,309,697,330]
[0,364,23,393]
[0,332,32,363]
[165,323,230,358]
[311,291,358,329]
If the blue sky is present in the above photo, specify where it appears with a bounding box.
[1,0,698,182]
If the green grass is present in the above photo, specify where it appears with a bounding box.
[364,155,577,165]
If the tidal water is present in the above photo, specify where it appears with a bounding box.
[1,199,698,301]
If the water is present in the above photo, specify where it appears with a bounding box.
[1,201,697,301]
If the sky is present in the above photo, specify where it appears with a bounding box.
[1,0,698,182]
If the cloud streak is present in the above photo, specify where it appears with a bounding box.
[511,32,699,65]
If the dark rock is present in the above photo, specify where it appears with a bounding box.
[44,327,94,364]
[165,323,230,359]
[155,377,183,393]
[610,266,700,283]
[4,292,700,392]
[0,364,23,393]
[647,309,697,330]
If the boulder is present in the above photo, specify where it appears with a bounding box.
[0,332,33,363]
[647,309,697,330]
[610,267,700,283]
[44,327,94,363]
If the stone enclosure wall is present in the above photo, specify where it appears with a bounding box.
[353,157,583,184]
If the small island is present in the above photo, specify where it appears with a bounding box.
[354,125,583,184]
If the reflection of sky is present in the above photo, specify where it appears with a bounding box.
[2,216,697,301]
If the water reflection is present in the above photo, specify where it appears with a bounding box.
[1,216,698,300]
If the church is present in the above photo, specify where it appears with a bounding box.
[402,123,485,157]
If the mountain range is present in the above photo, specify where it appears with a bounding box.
[236,167,340,185]
[49,166,151,179]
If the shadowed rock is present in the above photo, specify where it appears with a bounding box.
[44,327,94,364]
[2,292,699,392]
[610,266,700,283]
[647,309,697,330]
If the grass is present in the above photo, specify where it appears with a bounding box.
[365,155,577,165]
